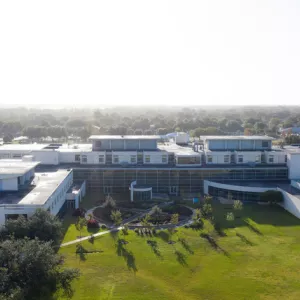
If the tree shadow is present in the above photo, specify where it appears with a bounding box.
[76,244,87,261]
[200,233,230,257]
[116,239,138,273]
[178,238,194,255]
[157,230,170,243]
[174,250,188,267]
[236,232,255,246]
[213,222,227,237]
[110,229,119,241]
[244,220,263,236]
[147,240,163,259]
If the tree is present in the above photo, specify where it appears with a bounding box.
[226,212,235,221]
[0,238,79,300]
[260,190,283,205]
[141,213,151,227]
[170,213,179,227]
[5,209,63,244]
[150,205,162,223]
[204,195,213,203]
[103,195,116,210]
[226,120,242,132]
[3,134,13,143]
[202,203,212,218]
[233,200,243,211]
[134,129,143,135]
[76,217,87,238]
[110,210,122,226]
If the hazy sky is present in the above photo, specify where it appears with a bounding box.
[0,1,299,107]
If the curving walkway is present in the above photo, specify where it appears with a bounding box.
[60,202,195,248]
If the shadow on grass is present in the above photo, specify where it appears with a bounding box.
[76,244,87,261]
[244,219,263,236]
[213,222,227,237]
[110,229,119,241]
[157,230,170,242]
[200,233,230,257]
[147,240,163,259]
[236,232,255,246]
[178,238,194,254]
[116,239,138,273]
[174,250,188,267]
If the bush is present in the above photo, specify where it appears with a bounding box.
[101,224,107,230]
[87,219,100,229]
[260,190,283,204]
[72,208,86,217]
[134,228,139,234]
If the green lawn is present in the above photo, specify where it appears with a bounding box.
[58,203,300,300]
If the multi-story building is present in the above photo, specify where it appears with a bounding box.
[1,134,300,219]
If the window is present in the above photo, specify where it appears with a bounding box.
[104,186,112,194]
[255,155,260,163]
[162,155,168,163]
[75,154,80,162]
[12,154,22,158]
[130,155,136,163]
[81,155,87,163]
[113,155,119,163]
[269,155,274,163]
[170,186,178,195]
[262,141,269,148]
[99,155,105,163]
[207,155,212,163]
[224,155,230,163]
[238,155,243,163]
[145,155,150,163]
[285,155,287,163]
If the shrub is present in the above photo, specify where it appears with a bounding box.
[72,208,86,217]
[134,228,139,234]
[260,190,283,204]
[101,224,107,230]
[87,219,100,229]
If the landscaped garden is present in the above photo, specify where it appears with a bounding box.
[58,195,300,300]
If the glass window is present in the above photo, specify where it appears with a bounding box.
[130,155,136,163]
[255,155,260,163]
[99,155,104,163]
[207,155,212,163]
[285,155,287,163]
[75,154,80,162]
[262,141,269,148]
[81,155,87,163]
[113,156,119,163]
[224,155,230,163]
[145,155,150,163]
[162,155,168,163]
[238,155,243,163]
[269,155,274,163]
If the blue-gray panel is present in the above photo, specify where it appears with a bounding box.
[139,139,157,150]
[125,140,139,150]
[255,140,271,150]
[93,140,111,150]
[226,140,240,150]
[241,140,254,150]
[111,140,125,150]
[209,140,226,150]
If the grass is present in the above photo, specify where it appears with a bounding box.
[57,202,300,300]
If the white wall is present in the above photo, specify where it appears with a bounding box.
[59,151,81,163]
[31,150,59,165]
[265,151,286,164]
[112,151,137,164]
[205,151,231,164]
[204,180,276,194]
[287,153,300,179]
[235,151,261,164]
[1,178,18,191]
[277,188,300,219]
[80,152,106,164]
[143,152,168,164]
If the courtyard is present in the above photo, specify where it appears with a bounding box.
[58,194,300,300]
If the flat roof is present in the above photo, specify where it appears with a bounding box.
[89,135,161,140]
[17,169,72,205]
[0,144,48,151]
[201,135,274,141]
[158,143,202,156]
[0,160,39,178]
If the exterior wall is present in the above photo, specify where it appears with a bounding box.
[203,180,275,195]
[112,151,137,164]
[234,151,261,164]
[0,150,29,159]
[278,188,300,219]
[265,151,286,164]
[111,140,125,150]
[59,151,81,163]
[93,139,157,151]
[80,152,106,165]
[205,151,231,164]
[175,155,201,166]
[31,150,59,165]
[43,171,73,215]
[206,139,272,151]
[139,140,157,150]
[125,140,139,150]
[286,153,300,179]
[143,152,168,164]
[0,178,18,191]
